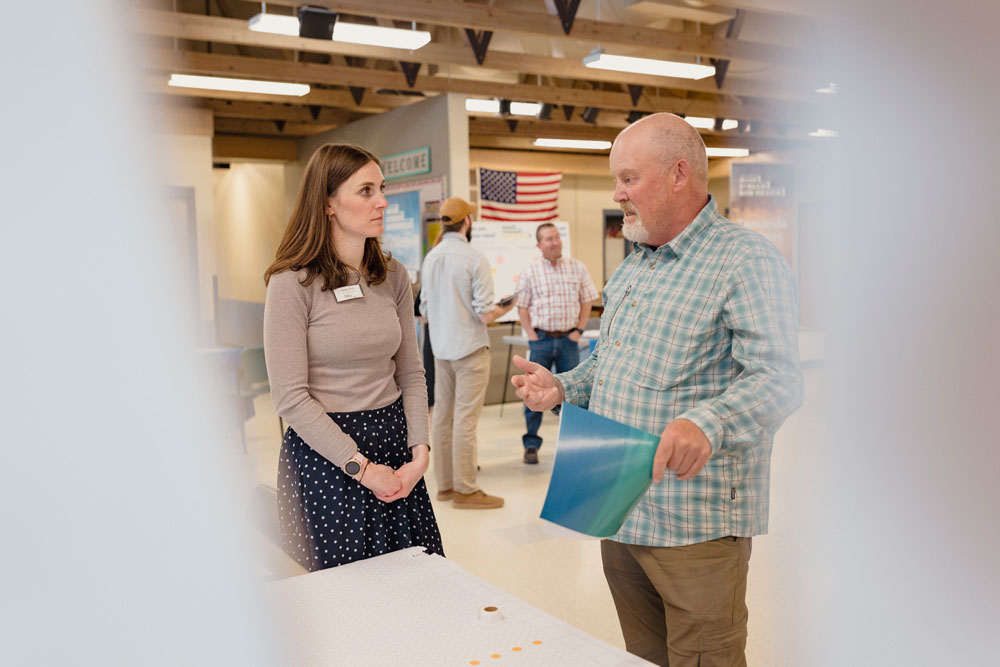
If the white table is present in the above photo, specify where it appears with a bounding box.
[269,547,652,666]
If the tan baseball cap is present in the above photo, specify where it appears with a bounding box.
[439,197,477,223]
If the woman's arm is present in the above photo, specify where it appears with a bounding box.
[264,272,361,467]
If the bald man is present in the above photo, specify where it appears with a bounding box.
[512,114,804,666]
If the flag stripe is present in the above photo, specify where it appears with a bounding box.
[480,211,559,221]
[481,204,557,214]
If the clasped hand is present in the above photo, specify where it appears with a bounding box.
[368,444,430,503]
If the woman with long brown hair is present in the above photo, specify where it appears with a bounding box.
[263,143,443,570]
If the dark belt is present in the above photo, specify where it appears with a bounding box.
[536,329,572,338]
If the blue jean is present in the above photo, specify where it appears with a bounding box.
[523,332,580,449]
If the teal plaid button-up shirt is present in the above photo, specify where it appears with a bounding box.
[557,196,804,546]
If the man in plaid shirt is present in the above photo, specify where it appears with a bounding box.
[512,113,804,666]
[514,223,599,464]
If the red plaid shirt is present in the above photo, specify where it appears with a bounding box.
[515,256,599,331]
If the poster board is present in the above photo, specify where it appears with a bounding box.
[384,176,445,282]
[729,163,797,273]
[470,220,571,323]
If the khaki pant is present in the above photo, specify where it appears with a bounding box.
[431,347,490,494]
[601,537,752,667]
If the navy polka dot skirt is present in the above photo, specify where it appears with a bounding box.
[277,397,444,571]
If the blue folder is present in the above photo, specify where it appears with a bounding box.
[540,402,660,537]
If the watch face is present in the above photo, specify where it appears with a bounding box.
[345,460,361,476]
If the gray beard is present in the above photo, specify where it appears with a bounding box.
[622,216,650,244]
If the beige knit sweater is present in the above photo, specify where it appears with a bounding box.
[263,258,428,467]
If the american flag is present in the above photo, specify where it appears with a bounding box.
[478,168,561,221]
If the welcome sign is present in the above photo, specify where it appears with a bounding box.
[382,146,430,180]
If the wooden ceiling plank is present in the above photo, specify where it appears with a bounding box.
[132,9,818,103]
[212,135,298,160]
[146,69,418,113]
[148,48,826,125]
[261,0,804,66]
[214,117,339,136]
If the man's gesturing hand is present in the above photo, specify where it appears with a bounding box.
[510,354,564,412]
[653,419,712,482]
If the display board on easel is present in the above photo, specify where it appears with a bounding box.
[384,176,445,282]
[470,220,571,323]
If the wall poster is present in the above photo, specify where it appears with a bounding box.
[729,163,796,272]
[384,176,445,282]
[470,220,572,323]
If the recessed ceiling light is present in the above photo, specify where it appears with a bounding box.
[466,98,500,113]
[583,48,714,81]
[248,13,299,36]
[685,116,739,131]
[705,147,750,158]
[533,138,613,150]
[167,74,309,97]
[510,102,543,116]
[333,22,431,50]
[815,82,838,94]
[809,128,839,138]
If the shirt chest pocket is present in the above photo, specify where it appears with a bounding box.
[626,295,725,389]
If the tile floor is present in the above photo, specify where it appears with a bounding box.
[240,366,823,664]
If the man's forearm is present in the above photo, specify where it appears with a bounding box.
[576,302,591,331]
[518,307,536,339]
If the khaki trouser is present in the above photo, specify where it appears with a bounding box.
[601,536,752,667]
[431,347,491,494]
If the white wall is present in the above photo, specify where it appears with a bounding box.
[213,162,290,302]
[157,111,216,328]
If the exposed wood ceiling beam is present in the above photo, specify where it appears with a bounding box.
[132,9,817,103]
[470,148,612,176]
[199,99,361,124]
[145,74,418,113]
[148,48,828,126]
[214,117,340,136]
[262,0,805,66]
[213,135,298,160]
[470,118,808,151]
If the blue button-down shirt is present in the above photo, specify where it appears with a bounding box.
[558,197,804,546]
[419,232,495,361]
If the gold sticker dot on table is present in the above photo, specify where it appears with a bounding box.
[491,654,501,659]
[470,662,480,665]
[512,647,522,652]
[532,640,543,645]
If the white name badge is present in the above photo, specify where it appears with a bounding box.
[333,284,364,302]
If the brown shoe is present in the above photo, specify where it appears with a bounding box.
[453,490,505,510]
[436,489,455,501]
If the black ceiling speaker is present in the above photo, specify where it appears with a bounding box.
[298,6,337,40]
[498,99,512,116]
[581,107,599,124]
[538,103,554,120]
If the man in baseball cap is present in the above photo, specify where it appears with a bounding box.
[419,197,515,509]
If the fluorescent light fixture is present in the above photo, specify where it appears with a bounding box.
[168,74,309,97]
[248,12,299,36]
[533,138,613,150]
[510,102,543,116]
[332,22,431,50]
[809,128,839,138]
[465,98,500,113]
[705,147,750,158]
[583,47,714,80]
[815,82,838,94]
[685,116,739,131]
